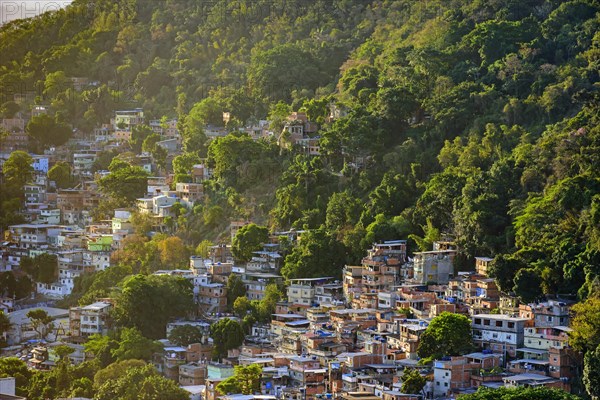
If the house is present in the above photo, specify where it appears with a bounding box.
[286,277,335,312]
[176,182,203,208]
[475,257,493,276]
[69,301,112,338]
[471,314,529,358]
[39,209,61,224]
[112,109,144,131]
[413,249,456,285]
[519,300,571,328]
[179,362,208,386]
[72,151,98,177]
[433,353,501,398]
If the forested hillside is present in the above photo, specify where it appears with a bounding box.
[1,0,599,301]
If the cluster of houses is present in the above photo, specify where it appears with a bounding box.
[2,236,581,400]
[0,103,582,400]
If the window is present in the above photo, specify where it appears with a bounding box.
[496,321,503,327]
[444,382,448,387]
[475,318,481,325]
[508,322,515,328]
[483,319,490,326]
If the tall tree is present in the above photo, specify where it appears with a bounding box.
[112,327,162,361]
[48,161,73,189]
[417,312,473,363]
[113,275,194,339]
[3,151,33,195]
[95,364,188,400]
[216,364,262,395]
[232,223,269,263]
[98,166,149,203]
[401,368,427,395]
[584,344,600,400]
[26,309,54,339]
[26,113,72,148]
[281,226,346,280]
[0,311,11,344]
[168,325,203,347]
[210,318,244,360]
[226,274,247,310]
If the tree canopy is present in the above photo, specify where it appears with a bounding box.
[417,312,474,363]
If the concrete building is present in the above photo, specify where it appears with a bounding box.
[472,314,529,358]
[413,249,456,284]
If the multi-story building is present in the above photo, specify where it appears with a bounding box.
[286,278,336,313]
[475,257,493,276]
[520,300,571,328]
[360,241,406,295]
[175,182,203,208]
[192,275,227,314]
[413,249,456,284]
[69,301,112,338]
[112,108,144,131]
[39,209,61,224]
[179,362,208,386]
[433,353,501,398]
[471,314,529,358]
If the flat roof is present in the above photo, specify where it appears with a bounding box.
[517,348,549,355]
[504,373,556,381]
[285,319,310,326]
[272,313,305,319]
[472,314,530,321]
[510,358,550,365]
[289,277,333,282]
[81,301,111,311]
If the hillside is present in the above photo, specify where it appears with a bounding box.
[0,0,599,297]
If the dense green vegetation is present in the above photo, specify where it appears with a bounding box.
[2,0,598,300]
[1,0,599,397]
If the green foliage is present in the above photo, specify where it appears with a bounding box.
[26,113,72,149]
[168,325,203,347]
[95,364,188,400]
[417,312,473,363]
[569,294,600,353]
[459,386,582,400]
[112,327,162,361]
[400,368,426,395]
[26,309,54,339]
[210,318,244,360]
[48,161,73,189]
[20,254,57,284]
[0,357,31,397]
[226,274,247,310]
[232,223,269,263]
[281,226,346,280]
[98,166,149,203]
[94,359,146,389]
[84,334,119,368]
[3,151,33,195]
[113,274,194,339]
[584,344,600,400]
[512,268,543,303]
[216,364,262,395]
[195,240,213,257]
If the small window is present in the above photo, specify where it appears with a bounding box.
[475,318,481,324]
[496,321,502,327]
[508,322,515,328]
[444,382,448,387]
[483,319,490,326]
